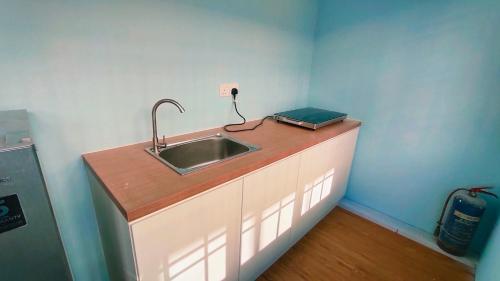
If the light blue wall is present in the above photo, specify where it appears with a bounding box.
[309,0,500,255]
[3,0,499,278]
[0,0,317,279]
[476,217,500,280]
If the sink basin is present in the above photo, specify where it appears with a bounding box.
[146,133,260,175]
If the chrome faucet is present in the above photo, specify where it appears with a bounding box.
[151,99,185,154]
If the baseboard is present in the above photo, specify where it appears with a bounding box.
[338,198,478,269]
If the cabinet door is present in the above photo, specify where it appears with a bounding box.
[329,128,359,204]
[239,155,300,281]
[291,128,359,243]
[131,180,243,281]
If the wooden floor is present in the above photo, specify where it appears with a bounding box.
[258,208,474,281]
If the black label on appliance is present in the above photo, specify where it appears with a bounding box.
[0,194,27,234]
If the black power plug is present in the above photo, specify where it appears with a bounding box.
[231,88,238,100]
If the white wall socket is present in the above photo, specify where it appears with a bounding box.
[219,82,239,97]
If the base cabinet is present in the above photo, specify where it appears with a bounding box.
[88,127,359,281]
[239,155,300,281]
[329,128,359,205]
[291,128,359,243]
[131,180,243,281]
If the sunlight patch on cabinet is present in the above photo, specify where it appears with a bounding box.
[241,192,296,265]
[301,169,335,216]
[241,215,257,265]
[165,227,228,281]
[278,193,295,236]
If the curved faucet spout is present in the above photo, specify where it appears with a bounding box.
[152,99,185,154]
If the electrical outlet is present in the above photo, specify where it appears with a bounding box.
[219,83,239,97]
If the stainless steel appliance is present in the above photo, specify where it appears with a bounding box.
[0,110,71,281]
[274,107,347,130]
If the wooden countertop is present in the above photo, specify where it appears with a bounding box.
[83,119,361,222]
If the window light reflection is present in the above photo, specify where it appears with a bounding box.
[301,168,335,216]
[166,227,228,281]
[241,192,296,265]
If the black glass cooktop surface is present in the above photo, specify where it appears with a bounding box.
[274,107,347,129]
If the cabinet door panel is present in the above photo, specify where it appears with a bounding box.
[131,180,243,281]
[239,155,300,281]
[330,128,359,205]
[292,128,359,243]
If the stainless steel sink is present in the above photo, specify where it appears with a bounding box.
[146,133,260,175]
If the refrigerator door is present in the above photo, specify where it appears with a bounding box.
[0,145,72,281]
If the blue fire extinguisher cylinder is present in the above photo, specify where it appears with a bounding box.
[437,190,486,256]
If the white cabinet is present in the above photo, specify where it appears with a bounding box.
[238,128,359,280]
[239,155,300,281]
[291,128,359,243]
[329,128,359,205]
[88,126,360,281]
[131,179,243,281]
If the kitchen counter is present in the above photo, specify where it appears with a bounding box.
[83,119,361,221]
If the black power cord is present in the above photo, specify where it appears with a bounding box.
[223,88,274,132]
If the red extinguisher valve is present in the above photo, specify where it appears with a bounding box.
[468,186,498,199]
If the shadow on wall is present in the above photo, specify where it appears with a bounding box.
[476,216,500,281]
[176,0,315,35]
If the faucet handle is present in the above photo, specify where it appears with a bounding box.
[162,135,167,147]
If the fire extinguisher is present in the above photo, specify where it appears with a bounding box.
[434,186,497,256]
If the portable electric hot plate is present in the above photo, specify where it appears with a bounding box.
[274,107,347,130]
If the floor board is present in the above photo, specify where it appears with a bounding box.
[258,208,474,281]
